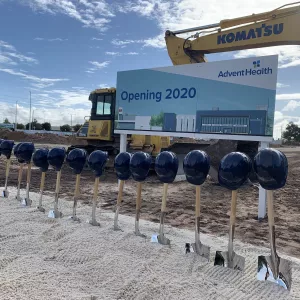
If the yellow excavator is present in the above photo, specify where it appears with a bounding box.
[69,2,299,179]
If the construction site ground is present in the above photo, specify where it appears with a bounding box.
[0,130,298,259]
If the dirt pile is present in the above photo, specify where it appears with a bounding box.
[0,129,87,146]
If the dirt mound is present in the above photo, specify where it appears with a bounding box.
[0,129,87,146]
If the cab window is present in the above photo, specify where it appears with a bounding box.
[96,94,112,115]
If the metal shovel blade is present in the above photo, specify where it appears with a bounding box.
[214,250,245,271]
[257,255,292,291]
[157,233,170,245]
[192,242,210,260]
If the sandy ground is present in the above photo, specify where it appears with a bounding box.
[0,145,300,260]
[0,187,299,299]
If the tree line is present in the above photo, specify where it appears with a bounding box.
[3,118,82,132]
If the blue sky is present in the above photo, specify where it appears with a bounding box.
[0,0,299,139]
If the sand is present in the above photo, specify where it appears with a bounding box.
[0,186,299,299]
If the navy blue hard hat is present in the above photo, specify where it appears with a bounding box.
[18,142,35,164]
[0,139,3,155]
[155,151,178,183]
[129,151,152,182]
[33,148,49,172]
[47,147,66,171]
[114,152,132,181]
[13,143,25,163]
[253,148,288,190]
[183,150,210,185]
[0,140,14,159]
[87,150,108,177]
[66,148,87,174]
[218,152,252,190]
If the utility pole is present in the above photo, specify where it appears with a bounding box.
[15,101,18,130]
[29,91,32,130]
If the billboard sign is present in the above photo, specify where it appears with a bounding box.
[115,55,278,141]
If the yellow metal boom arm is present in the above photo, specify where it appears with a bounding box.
[165,2,300,65]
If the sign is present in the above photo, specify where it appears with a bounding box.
[115,55,278,140]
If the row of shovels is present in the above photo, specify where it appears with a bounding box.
[113,148,292,291]
[0,139,292,291]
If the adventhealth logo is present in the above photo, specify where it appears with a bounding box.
[217,23,284,44]
[218,61,272,78]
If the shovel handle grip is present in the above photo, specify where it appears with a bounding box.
[40,172,46,191]
[117,180,124,206]
[230,190,237,226]
[195,186,201,217]
[161,183,168,212]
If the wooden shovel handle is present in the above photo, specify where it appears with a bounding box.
[136,182,142,210]
[40,172,46,191]
[161,183,168,212]
[230,190,237,226]
[93,177,99,201]
[5,158,11,178]
[55,171,61,194]
[195,186,201,217]
[75,174,81,198]
[267,190,275,227]
[26,163,32,185]
[117,180,124,206]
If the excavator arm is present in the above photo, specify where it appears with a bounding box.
[165,2,300,65]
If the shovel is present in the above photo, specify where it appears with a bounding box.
[89,177,100,226]
[257,190,292,290]
[157,183,170,245]
[48,170,63,218]
[114,179,124,230]
[21,163,32,206]
[214,190,245,270]
[2,157,11,198]
[191,185,210,260]
[135,182,146,237]
[15,164,24,201]
[37,171,46,213]
[70,174,81,222]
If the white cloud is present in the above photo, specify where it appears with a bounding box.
[282,100,300,112]
[276,93,300,100]
[277,82,289,88]
[234,45,300,69]
[99,83,110,88]
[22,0,115,31]
[91,37,103,41]
[34,37,68,42]
[111,39,140,46]
[0,68,69,88]
[105,51,120,55]
[116,0,300,63]
[0,39,38,66]
[126,52,139,55]
[86,61,110,73]
[273,110,300,139]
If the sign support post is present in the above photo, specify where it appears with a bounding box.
[257,141,269,220]
[118,133,127,188]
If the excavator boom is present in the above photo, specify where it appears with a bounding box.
[165,2,300,65]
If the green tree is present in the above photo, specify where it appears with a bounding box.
[72,124,82,132]
[25,119,43,130]
[282,122,300,141]
[4,118,10,124]
[42,122,51,131]
[17,123,25,129]
[60,124,71,132]
[150,111,164,127]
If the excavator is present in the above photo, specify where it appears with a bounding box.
[69,2,299,180]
